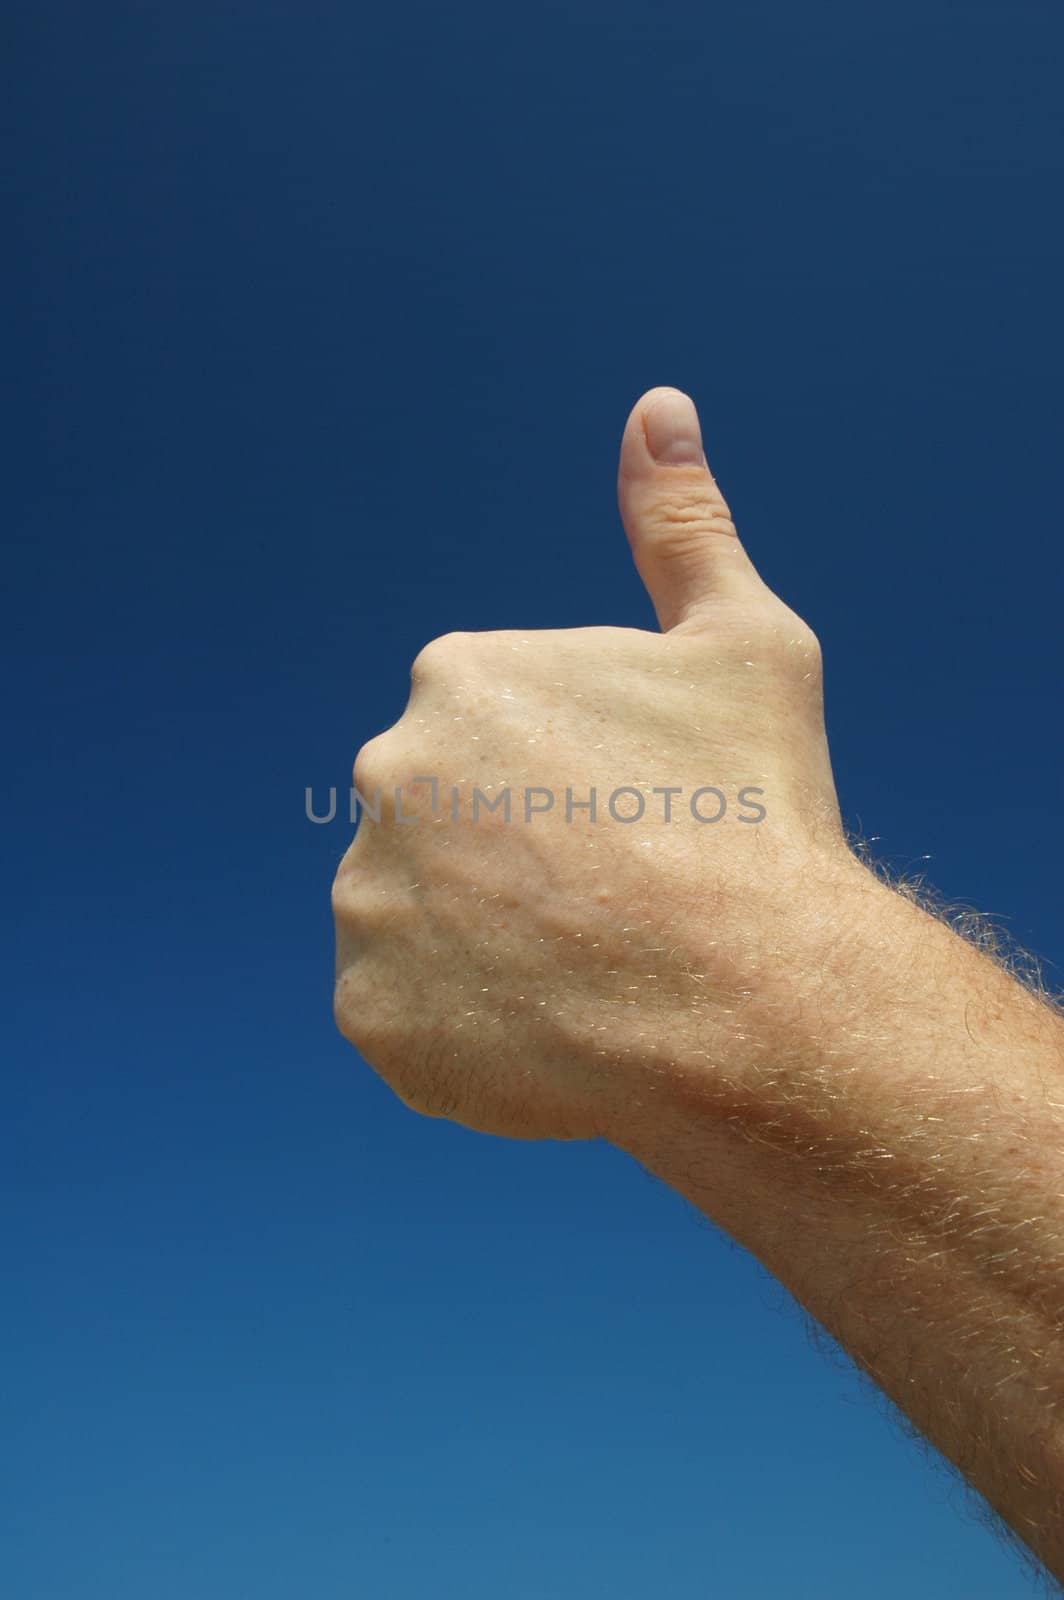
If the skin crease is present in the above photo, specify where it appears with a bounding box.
[333,386,1064,1583]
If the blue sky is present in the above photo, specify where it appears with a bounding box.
[6,2,1064,1595]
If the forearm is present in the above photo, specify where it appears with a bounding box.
[616,856,1064,1577]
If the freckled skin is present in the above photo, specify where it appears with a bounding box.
[332,387,1064,1581]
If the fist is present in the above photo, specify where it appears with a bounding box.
[332,388,846,1142]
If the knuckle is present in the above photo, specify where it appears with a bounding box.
[331,863,370,928]
[757,603,823,676]
[332,973,452,1122]
[795,621,823,668]
[332,969,368,1047]
[778,609,822,669]
[333,965,391,1055]
[707,595,823,680]
[410,630,471,686]
[352,731,392,793]
[330,871,349,921]
[644,485,737,555]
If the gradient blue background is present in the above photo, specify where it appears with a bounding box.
[6,3,1064,1595]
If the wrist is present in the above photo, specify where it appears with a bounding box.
[600,842,880,1149]
[610,841,1061,1262]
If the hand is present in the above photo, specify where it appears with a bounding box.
[334,388,1064,1583]
[332,387,850,1139]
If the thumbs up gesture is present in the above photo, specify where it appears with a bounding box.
[333,388,851,1141]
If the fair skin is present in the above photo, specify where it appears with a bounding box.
[333,386,1064,1583]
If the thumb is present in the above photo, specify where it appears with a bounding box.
[617,386,764,631]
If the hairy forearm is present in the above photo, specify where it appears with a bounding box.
[616,857,1064,1578]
